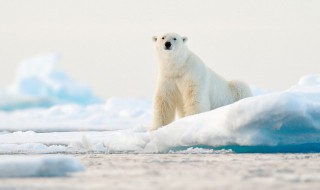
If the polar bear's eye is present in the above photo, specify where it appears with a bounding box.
[173,38,177,41]
[162,37,165,40]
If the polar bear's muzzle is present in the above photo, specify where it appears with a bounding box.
[164,42,172,50]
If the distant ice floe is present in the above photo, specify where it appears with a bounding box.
[0,155,84,178]
[297,74,320,86]
[0,53,101,111]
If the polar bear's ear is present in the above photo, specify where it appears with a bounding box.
[182,37,188,43]
[152,36,157,42]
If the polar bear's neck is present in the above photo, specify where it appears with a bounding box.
[157,47,191,78]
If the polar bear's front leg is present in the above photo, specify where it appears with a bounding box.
[183,81,201,116]
[150,86,176,131]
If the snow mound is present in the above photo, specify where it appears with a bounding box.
[148,84,320,153]
[0,53,101,111]
[0,155,84,178]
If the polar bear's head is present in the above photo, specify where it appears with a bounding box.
[152,33,188,54]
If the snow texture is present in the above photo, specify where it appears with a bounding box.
[0,54,101,111]
[0,98,151,132]
[0,155,84,178]
[0,54,319,153]
[1,74,320,154]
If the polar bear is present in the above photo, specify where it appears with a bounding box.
[151,33,252,131]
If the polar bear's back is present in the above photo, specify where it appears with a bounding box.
[187,54,239,109]
[203,68,252,109]
[207,74,235,109]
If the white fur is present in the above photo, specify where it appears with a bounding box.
[151,33,252,131]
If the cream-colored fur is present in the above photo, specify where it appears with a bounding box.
[151,33,252,131]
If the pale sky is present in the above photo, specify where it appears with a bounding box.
[0,0,320,99]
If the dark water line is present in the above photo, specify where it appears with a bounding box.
[169,143,320,153]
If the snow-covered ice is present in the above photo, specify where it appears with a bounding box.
[148,81,320,153]
[0,54,319,154]
[0,98,151,132]
[0,75,320,153]
[0,55,151,132]
[0,155,84,178]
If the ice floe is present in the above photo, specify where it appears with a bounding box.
[0,54,100,111]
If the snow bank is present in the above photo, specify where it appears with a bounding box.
[0,54,101,111]
[149,91,320,153]
[0,155,84,178]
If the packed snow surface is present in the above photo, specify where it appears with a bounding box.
[3,154,320,190]
[0,155,84,177]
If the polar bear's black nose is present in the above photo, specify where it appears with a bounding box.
[165,42,171,49]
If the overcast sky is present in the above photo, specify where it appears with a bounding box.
[0,0,320,99]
